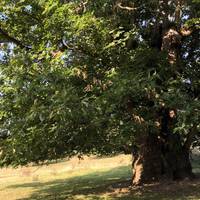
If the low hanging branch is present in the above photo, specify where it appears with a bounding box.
[116,2,138,11]
[0,27,31,50]
[184,125,198,150]
[114,0,141,12]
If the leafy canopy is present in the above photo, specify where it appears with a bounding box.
[0,0,199,166]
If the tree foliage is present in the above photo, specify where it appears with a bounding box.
[0,0,199,167]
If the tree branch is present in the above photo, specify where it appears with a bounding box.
[116,2,138,11]
[184,125,198,150]
[0,27,31,50]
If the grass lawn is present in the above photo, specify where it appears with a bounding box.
[0,154,200,200]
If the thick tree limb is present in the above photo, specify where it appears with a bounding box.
[184,125,198,150]
[116,2,138,11]
[0,27,30,50]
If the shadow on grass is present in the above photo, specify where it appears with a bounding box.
[6,165,200,200]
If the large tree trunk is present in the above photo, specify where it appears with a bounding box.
[132,134,163,185]
[131,0,196,186]
[131,107,194,185]
[161,134,194,180]
[132,132,194,185]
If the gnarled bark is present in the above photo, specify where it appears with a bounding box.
[132,132,194,185]
[132,134,163,185]
[131,0,196,186]
[131,113,195,186]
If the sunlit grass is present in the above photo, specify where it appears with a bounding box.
[0,155,200,200]
[0,155,131,200]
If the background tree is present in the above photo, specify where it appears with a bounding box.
[0,0,199,185]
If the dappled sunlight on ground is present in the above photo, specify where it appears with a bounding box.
[0,154,200,200]
[0,155,131,200]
